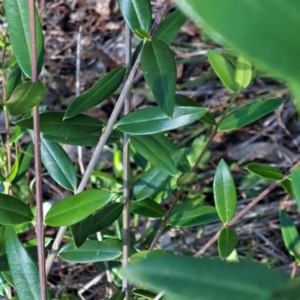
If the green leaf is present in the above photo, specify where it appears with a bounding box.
[131,40,144,66]
[173,0,300,88]
[16,112,103,138]
[45,190,113,226]
[5,63,22,100]
[5,226,40,300]
[271,278,300,300]
[177,172,197,187]
[131,199,164,218]
[70,214,93,248]
[122,253,290,300]
[132,289,157,299]
[235,55,252,90]
[168,205,218,227]
[279,209,300,263]
[245,163,283,181]
[291,167,300,211]
[0,253,9,272]
[141,38,177,117]
[117,0,152,33]
[116,105,208,135]
[6,81,46,116]
[281,178,294,198]
[154,9,187,45]
[109,291,126,300]
[10,125,26,144]
[59,240,121,263]
[0,194,34,225]
[64,67,126,119]
[131,135,179,176]
[218,228,238,259]
[213,159,237,224]
[90,202,124,235]
[135,28,152,40]
[4,0,44,78]
[6,146,19,183]
[207,50,238,92]
[219,99,283,131]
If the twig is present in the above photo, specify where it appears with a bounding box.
[28,0,46,299]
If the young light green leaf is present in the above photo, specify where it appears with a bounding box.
[64,67,126,119]
[6,146,19,183]
[131,199,164,218]
[279,209,300,263]
[141,38,177,117]
[59,240,121,263]
[135,28,152,40]
[116,105,208,135]
[122,253,290,300]
[168,205,218,227]
[131,135,179,176]
[219,99,283,131]
[6,226,40,300]
[0,194,34,225]
[177,172,197,187]
[207,50,238,92]
[213,159,237,224]
[117,0,152,33]
[45,190,113,226]
[16,112,103,138]
[291,167,300,211]
[235,55,252,90]
[4,0,44,77]
[5,63,22,100]
[6,81,46,116]
[218,228,238,259]
[70,214,93,248]
[154,9,187,45]
[90,202,124,235]
[245,163,283,181]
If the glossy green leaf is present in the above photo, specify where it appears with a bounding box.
[123,253,290,300]
[109,291,126,300]
[64,67,126,119]
[117,0,151,33]
[141,38,177,117]
[59,240,121,263]
[168,205,218,227]
[173,0,300,88]
[132,289,157,299]
[245,163,283,181]
[131,135,179,176]
[279,209,300,263]
[131,199,164,218]
[219,99,283,131]
[90,202,124,235]
[5,63,22,100]
[6,226,40,300]
[131,166,170,201]
[218,228,238,259]
[70,214,93,248]
[5,0,44,77]
[154,9,187,45]
[116,105,208,135]
[10,126,26,144]
[6,81,46,116]
[16,112,103,138]
[213,159,237,224]
[177,172,197,187]
[131,40,144,66]
[207,50,238,92]
[5,54,17,69]
[45,190,113,226]
[235,55,252,90]
[135,28,152,39]
[291,167,300,211]
[281,178,294,198]
[6,147,19,183]
[200,111,216,126]
[0,194,33,225]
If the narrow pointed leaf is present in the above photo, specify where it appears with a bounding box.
[117,0,152,33]
[0,194,33,225]
[6,226,40,300]
[90,202,124,235]
[59,240,121,263]
[65,67,126,119]
[135,28,152,39]
[131,135,179,176]
[245,163,283,181]
[279,209,300,263]
[154,9,187,45]
[213,159,237,224]
[177,172,197,187]
[122,253,289,300]
[5,63,22,100]
[45,190,113,226]
[207,50,238,92]
[218,228,238,259]
[291,167,300,211]
[131,199,164,218]
[235,55,252,90]
[70,214,93,248]
[16,112,103,138]
[4,0,44,77]
[219,99,283,131]
[6,81,46,116]
[141,38,177,117]
[6,147,19,183]
[281,178,294,198]
[116,105,208,135]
